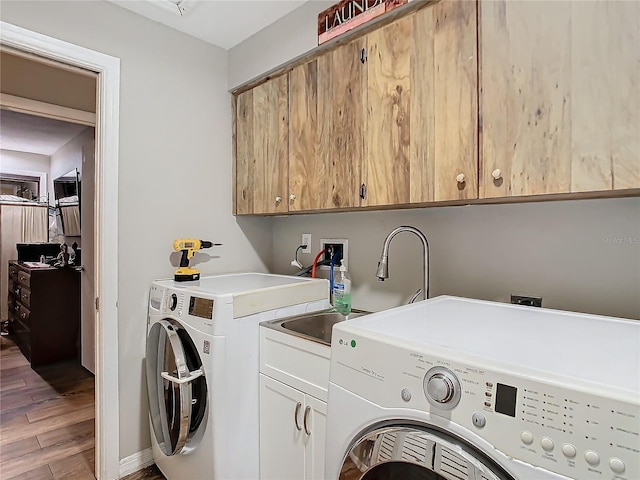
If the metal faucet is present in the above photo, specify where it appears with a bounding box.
[375,226,430,303]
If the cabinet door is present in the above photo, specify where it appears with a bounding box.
[304,395,327,480]
[480,0,640,198]
[363,0,478,206]
[362,15,412,206]
[289,38,365,212]
[236,75,289,214]
[316,38,366,210]
[426,0,478,201]
[260,375,306,480]
[289,60,321,212]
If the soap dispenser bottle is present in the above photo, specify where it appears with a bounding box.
[332,260,352,315]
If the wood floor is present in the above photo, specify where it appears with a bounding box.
[0,335,165,479]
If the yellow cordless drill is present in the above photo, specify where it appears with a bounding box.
[173,239,220,282]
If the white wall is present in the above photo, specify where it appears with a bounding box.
[1,0,272,461]
[229,2,640,320]
[0,149,50,199]
[50,127,94,202]
[272,198,640,319]
[228,0,333,89]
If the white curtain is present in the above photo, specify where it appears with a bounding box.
[21,205,48,242]
[60,205,81,236]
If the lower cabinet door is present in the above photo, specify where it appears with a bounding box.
[260,374,306,480]
[304,394,327,480]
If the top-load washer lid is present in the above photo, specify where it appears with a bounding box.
[154,273,329,318]
[333,295,640,394]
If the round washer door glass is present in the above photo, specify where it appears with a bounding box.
[146,319,208,456]
[340,426,513,480]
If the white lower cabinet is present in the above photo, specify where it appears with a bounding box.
[259,374,327,480]
[259,324,331,480]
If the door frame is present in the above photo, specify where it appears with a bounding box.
[1,21,121,480]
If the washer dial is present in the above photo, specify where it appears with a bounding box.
[423,366,462,410]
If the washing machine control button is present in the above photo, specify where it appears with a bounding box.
[423,367,461,410]
[540,437,554,452]
[170,293,178,311]
[585,450,600,466]
[472,413,486,428]
[562,444,577,458]
[401,388,412,402]
[609,458,625,474]
[520,431,534,445]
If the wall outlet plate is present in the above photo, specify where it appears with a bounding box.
[320,238,348,271]
[301,234,311,254]
[511,295,542,307]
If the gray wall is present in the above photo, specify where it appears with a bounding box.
[229,2,640,320]
[1,0,273,460]
[271,198,640,319]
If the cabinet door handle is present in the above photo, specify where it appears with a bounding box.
[303,405,311,435]
[294,402,302,431]
[492,169,502,180]
[275,196,282,204]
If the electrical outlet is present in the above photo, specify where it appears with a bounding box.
[320,238,348,270]
[511,295,542,307]
[301,234,311,254]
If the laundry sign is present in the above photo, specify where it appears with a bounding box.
[318,0,408,44]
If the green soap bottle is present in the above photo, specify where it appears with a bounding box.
[332,260,352,315]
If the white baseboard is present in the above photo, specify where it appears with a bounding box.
[119,448,154,478]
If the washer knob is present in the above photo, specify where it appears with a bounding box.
[423,367,461,410]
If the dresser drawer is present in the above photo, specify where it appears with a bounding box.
[8,264,19,281]
[8,278,19,298]
[20,287,31,308]
[17,270,30,288]
[17,304,31,329]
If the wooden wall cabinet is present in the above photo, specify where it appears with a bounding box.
[479,0,640,198]
[235,74,289,214]
[233,0,639,215]
[286,0,478,213]
[289,37,366,211]
[363,0,478,206]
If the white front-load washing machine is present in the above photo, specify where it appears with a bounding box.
[325,296,639,480]
[146,273,331,480]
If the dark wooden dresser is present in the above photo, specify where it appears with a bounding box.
[7,261,80,367]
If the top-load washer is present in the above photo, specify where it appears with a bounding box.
[146,273,331,480]
[325,295,639,480]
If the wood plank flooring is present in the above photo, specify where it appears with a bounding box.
[0,335,165,480]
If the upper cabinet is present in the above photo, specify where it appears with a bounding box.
[233,0,639,215]
[288,0,478,212]
[235,74,289,214]
[480,0,640,198]
[362,0,478,207]
[289,38,366,211]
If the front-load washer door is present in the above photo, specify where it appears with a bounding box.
[340,425,514,480]
[146,319,208,456]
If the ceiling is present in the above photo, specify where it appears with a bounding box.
[108,0,310,50]
[0,109,89,156]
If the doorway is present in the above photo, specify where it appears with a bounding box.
[1,21,120,479]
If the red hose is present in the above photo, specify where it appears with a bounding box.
[311,249,326,278]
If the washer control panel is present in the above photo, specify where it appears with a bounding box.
[331,332,639,480]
